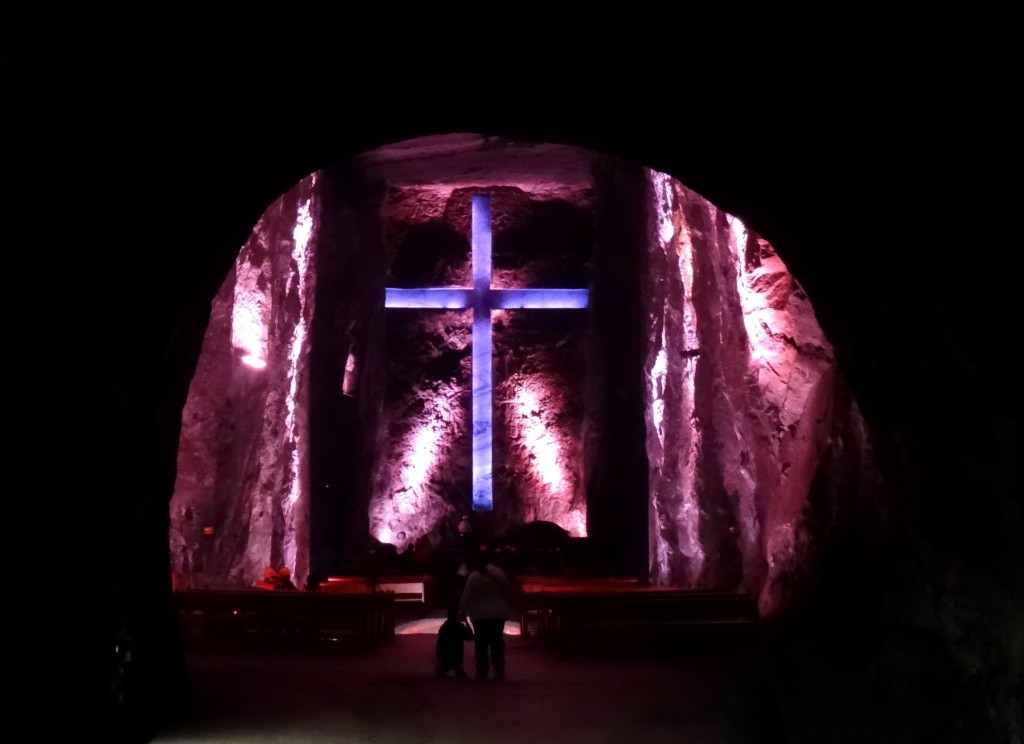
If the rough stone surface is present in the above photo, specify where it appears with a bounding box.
[370,185,592,548]
[169,177,317,588]
[643,171,884,614]
[170,136,883,613]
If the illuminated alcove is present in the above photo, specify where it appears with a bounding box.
[169,133,882,615]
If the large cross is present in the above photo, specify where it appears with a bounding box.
[385,194,589,511]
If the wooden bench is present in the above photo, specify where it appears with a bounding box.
[320,575,432,603]
[525,588,758,644]
[518,576,641,593]
[174,589,396,648]
[515,577,641,638]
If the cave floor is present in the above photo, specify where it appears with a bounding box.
[153,609,759,744]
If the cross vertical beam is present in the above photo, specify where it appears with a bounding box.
[471,196,493,510]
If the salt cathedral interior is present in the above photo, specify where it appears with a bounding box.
[169,135,879,617]
[76,94,1020,744]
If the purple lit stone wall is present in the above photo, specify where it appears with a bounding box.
[369,186,592,550]
[491,193,592,536]
[302,168,391,579]
[169,176,317,588]
[170,136,883,616]
[643,170,883,614]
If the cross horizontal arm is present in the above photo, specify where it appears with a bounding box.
[491,288,590,309]
[385,288,474,309]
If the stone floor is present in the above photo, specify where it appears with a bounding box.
[152,612,761,744]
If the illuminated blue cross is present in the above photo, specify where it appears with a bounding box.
[385,194,589,511]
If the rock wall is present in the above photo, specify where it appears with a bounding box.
[643,169,884,614]
[305,167,390,578]
[169,176,317,588]
[168,140,885,614]
[368,185,593,550]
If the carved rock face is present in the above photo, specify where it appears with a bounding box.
[372,184,593,550]
[170,135,881,616]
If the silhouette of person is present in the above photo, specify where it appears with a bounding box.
[435,607,474,678]
[458,548,514,680]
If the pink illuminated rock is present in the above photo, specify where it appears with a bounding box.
[643,170,879,615]
[170,135,882,617]
[169,176,317,588]
[369,184,591,548]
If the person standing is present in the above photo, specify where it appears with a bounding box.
[458,549,514,680]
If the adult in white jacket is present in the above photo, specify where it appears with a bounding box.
[458,550,514,680]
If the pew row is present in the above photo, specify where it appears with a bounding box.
[174,589,396,648]
[515,577,641,638]
[319,575,433,603]
[518,587,758,643]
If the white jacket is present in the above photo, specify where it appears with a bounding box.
[459,564,514,622]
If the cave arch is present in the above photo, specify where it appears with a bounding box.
[167,134,881,617]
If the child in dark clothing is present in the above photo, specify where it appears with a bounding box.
[436,608,474,678]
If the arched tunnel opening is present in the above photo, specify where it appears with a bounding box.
[168,134,883,619]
